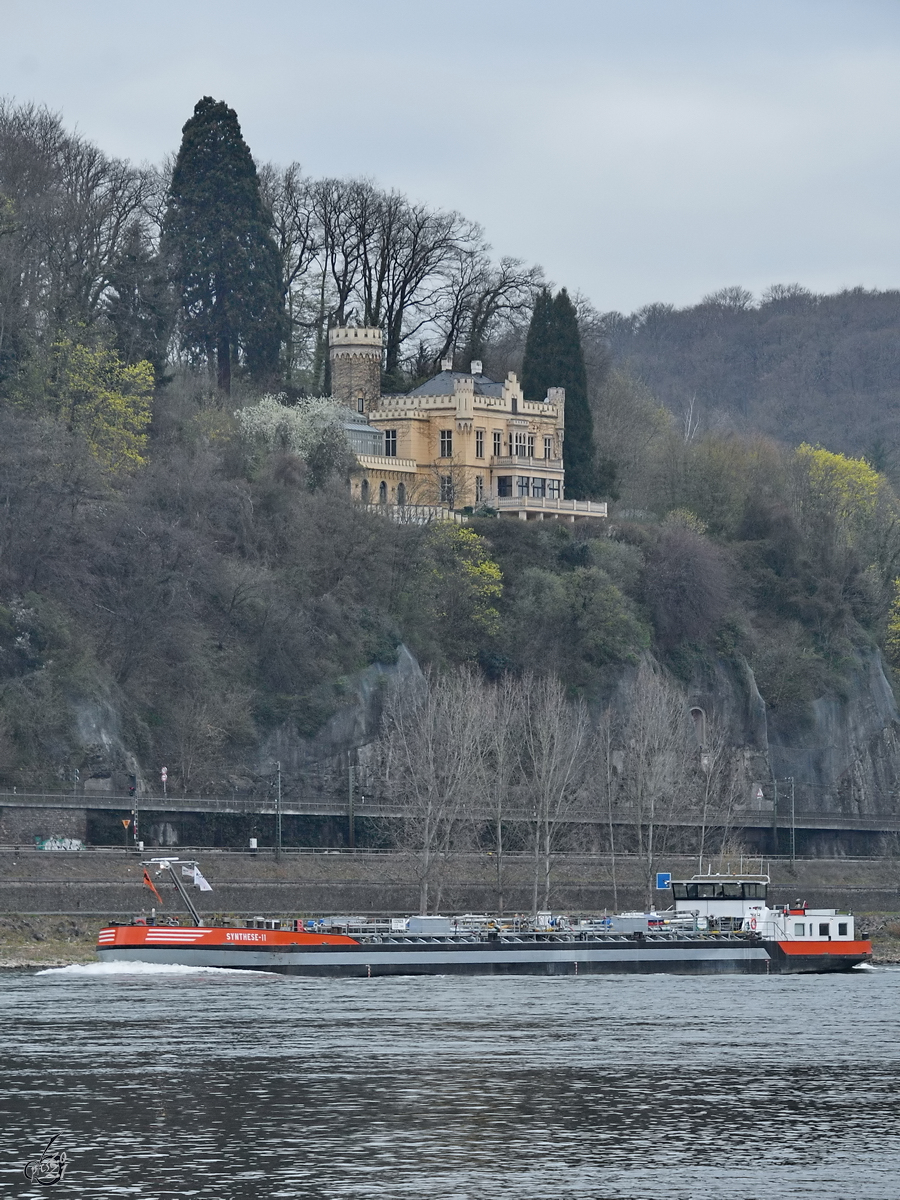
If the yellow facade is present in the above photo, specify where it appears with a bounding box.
[330,328,607,521]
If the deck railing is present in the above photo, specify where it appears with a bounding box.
[494,496,608,517]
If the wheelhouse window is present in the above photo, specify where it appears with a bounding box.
[794,922,806,936]
[475,430,485,458]
[497,476,513,497]
[818,923,830,936]
[493,430,502,457]
[439,429,453,458]
[439,475,454,505]
[671,881,768,902]
[544,436,553,459]
[384,429,397,457]
[838,922,848,936]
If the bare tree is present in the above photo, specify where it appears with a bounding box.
[0,101,151,352]
[433,251,543,367]
[379,667,486,913]
[521,673,591,913]
[259,162,321,383]
[593,706,621,911]
[617,662,696,908]
[695,712,742,867]
[474,674,524,912]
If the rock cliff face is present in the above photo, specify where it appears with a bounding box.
[255,645,424,796]
[766,649,900,817]
[18,641,900,830]
[684,647,900,818]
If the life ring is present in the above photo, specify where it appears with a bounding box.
[749,917,757,930]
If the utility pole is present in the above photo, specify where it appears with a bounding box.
[789,776,796,862]
[348,761,356,849]
[771,776,779,856]
[275,761,282,862]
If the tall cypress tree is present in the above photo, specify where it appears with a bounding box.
[521,288,554,401]
[522,287,596,499]
[163,97,285,393]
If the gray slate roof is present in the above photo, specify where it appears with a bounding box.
[407,369,503,399]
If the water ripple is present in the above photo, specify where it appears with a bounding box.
[0,971,897,1198]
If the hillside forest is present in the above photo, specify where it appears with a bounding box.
[2,96,900,891]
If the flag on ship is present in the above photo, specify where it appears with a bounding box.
[182,864,213,892]
[142,869,163,904]
[193,866,213,892]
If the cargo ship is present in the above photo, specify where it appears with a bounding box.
[94,858,871,976]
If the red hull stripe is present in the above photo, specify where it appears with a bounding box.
[778,940,871,956]
[97,926,360,948]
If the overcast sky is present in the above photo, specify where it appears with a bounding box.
[2,0,899,314]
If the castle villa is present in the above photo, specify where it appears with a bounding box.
[329,326,607,522]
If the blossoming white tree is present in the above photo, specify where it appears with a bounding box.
[235,393,356,487]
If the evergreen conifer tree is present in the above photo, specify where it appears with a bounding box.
[522,287,596,499]
[163,97,285,393]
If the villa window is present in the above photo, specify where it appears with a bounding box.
[378,481,387,504]
[544,436,553,459]
[475,429,485,458]
[360,479,370,503]
[357,397,365,414]
[497,476,513,497]
[513,432,527,457]
[384,429,397,457]
[493,431,502,457]
[548,479,560,500]
[527,435,535,458]
[531,477,546,498]
[439,475,454,505]
[397,482,406,506]
[439,429,453,458]
[475,475,484,502]
[517,476,530,498]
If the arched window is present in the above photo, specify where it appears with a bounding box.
[379,480,388,504]
[360,478,370,504]
[397,482,406,506]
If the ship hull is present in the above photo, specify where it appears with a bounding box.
[95,930,871,976]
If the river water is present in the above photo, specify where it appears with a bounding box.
[0,963,897,1199]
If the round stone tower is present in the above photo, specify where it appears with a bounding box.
[328,326,383,410]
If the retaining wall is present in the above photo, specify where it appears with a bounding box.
[0,851,898,917]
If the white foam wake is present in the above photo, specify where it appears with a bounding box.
[36,960,277,978]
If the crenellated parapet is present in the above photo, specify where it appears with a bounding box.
[328,326,383,408]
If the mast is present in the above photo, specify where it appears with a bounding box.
[143,858,203,926]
